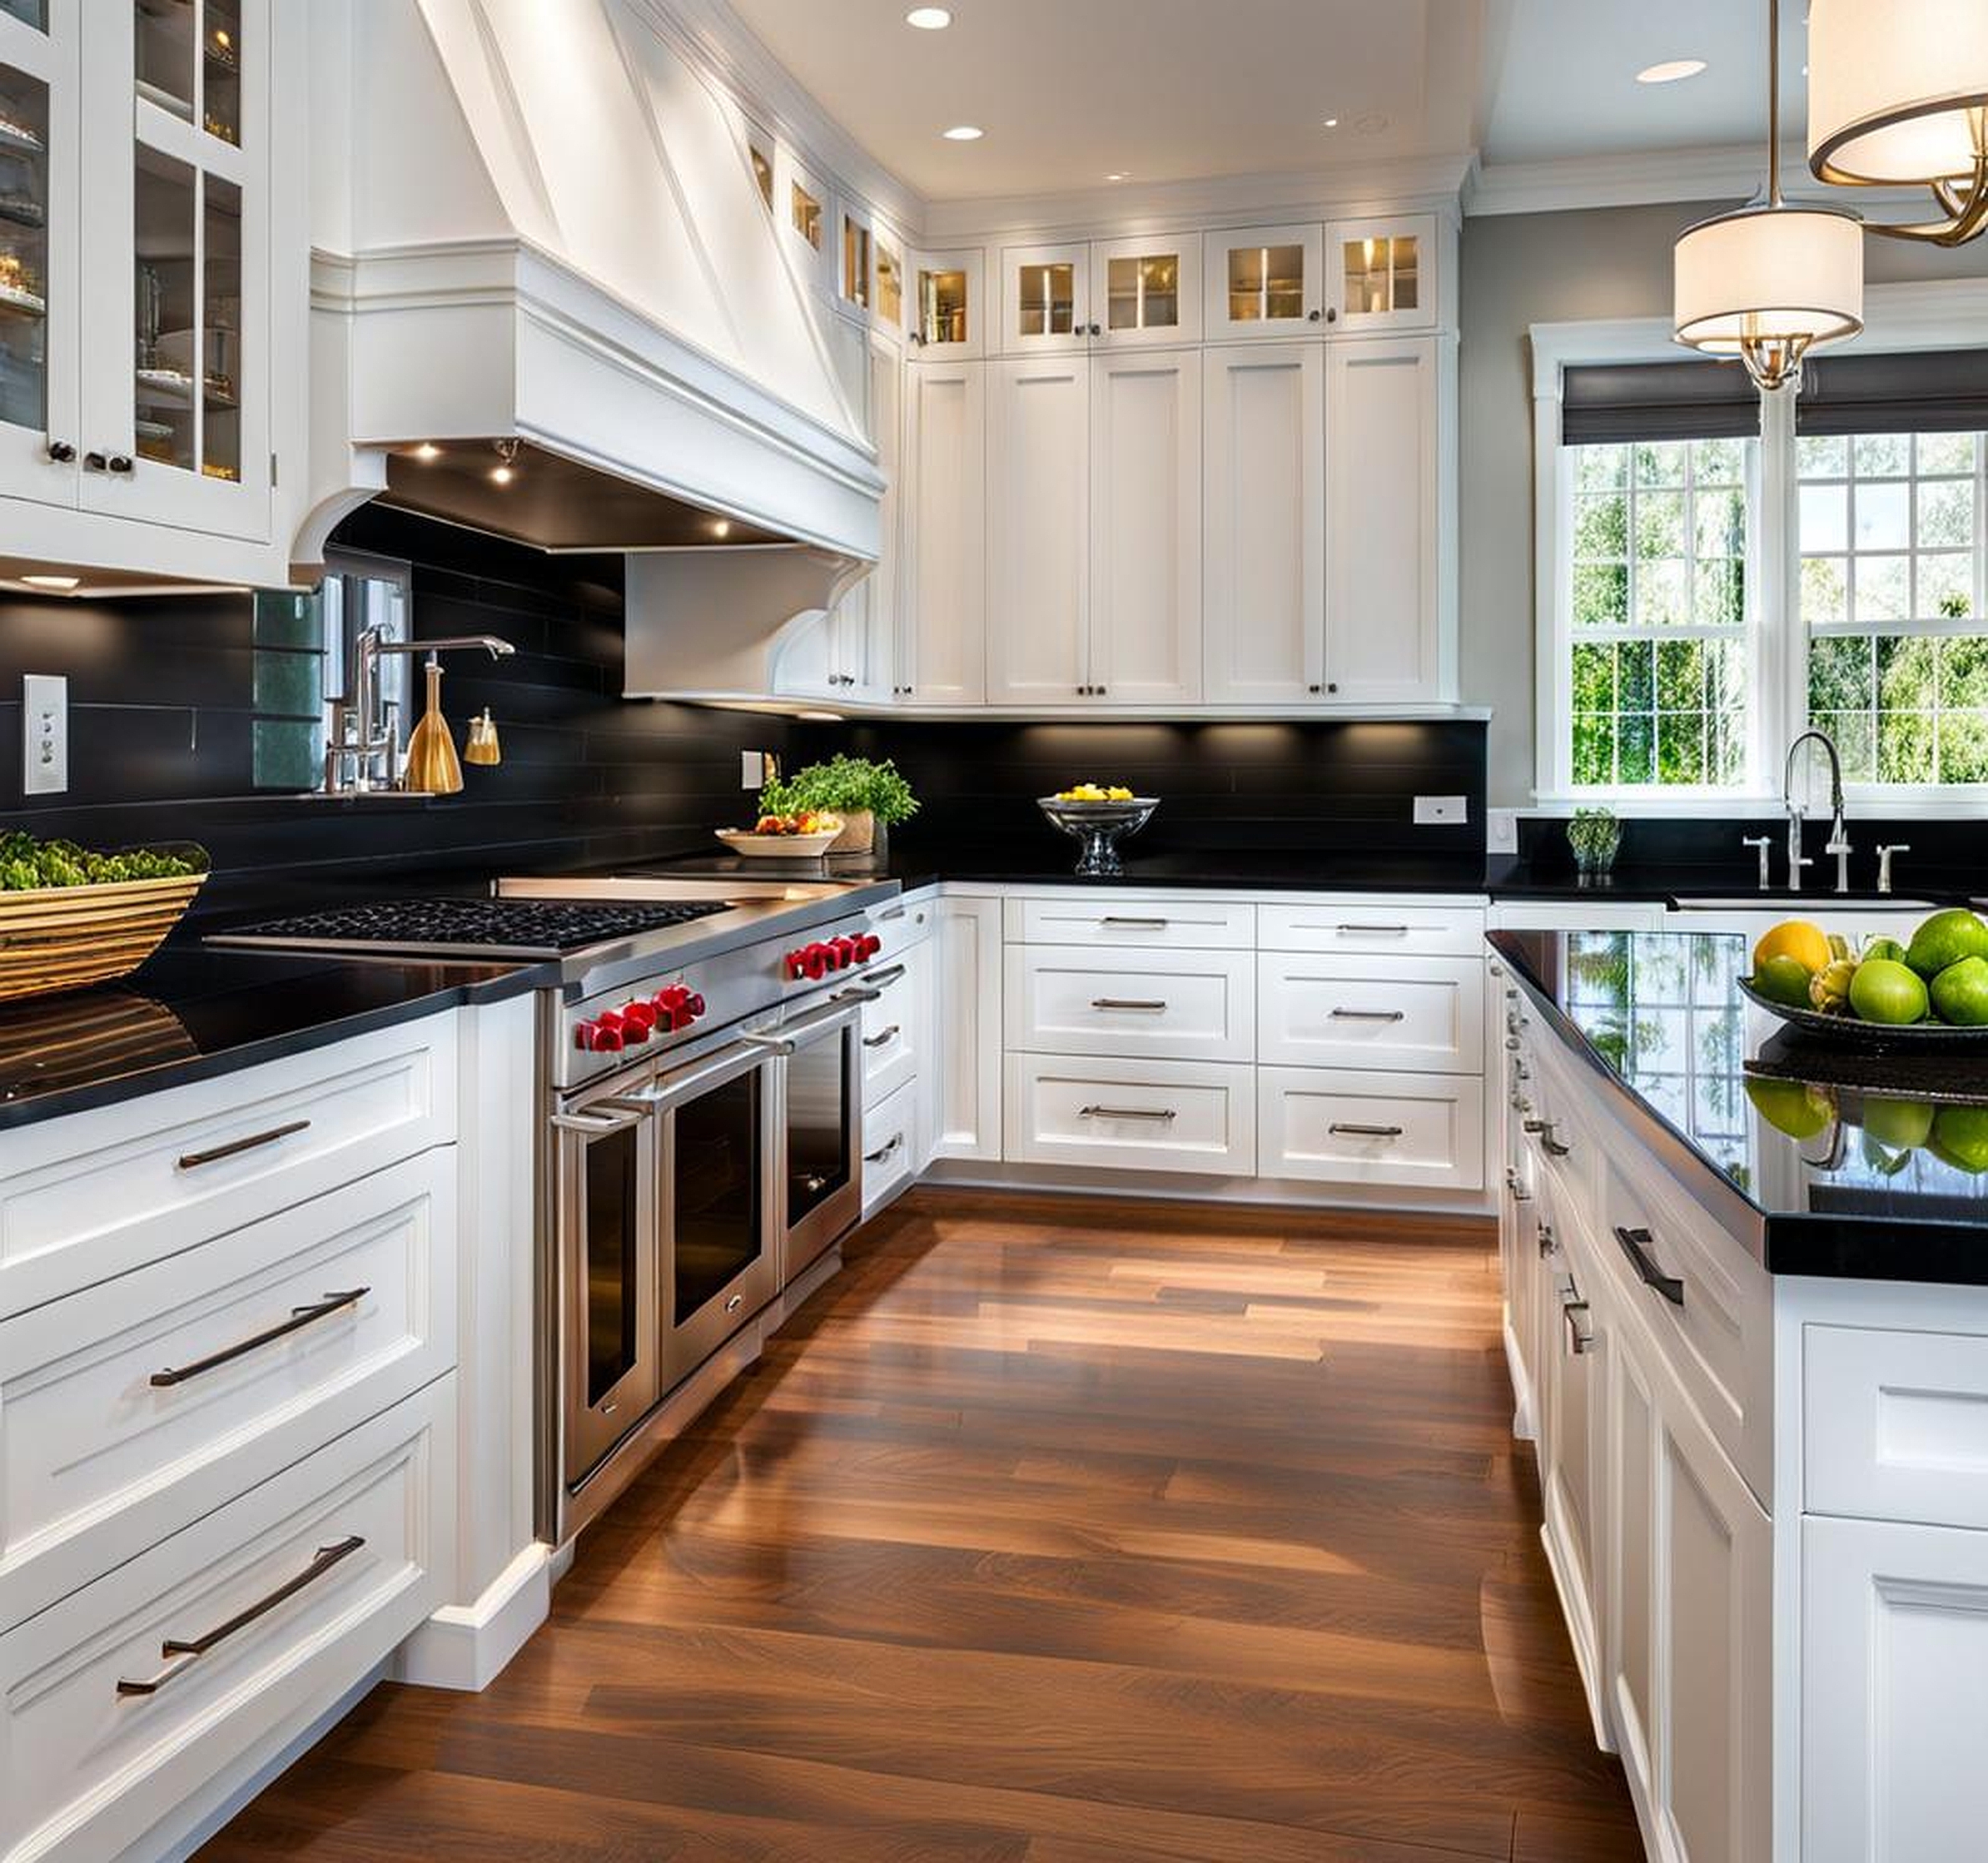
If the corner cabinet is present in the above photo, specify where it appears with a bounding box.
[0,0,301,581]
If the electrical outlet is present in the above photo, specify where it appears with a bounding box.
[22,673,67,796]
[1487,808,1519,855]
[741,749,766,790]
[1413,794,1468,827]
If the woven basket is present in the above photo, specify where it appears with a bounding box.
[0,872,206,1002]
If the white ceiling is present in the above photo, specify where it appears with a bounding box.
[719,0,1820,209]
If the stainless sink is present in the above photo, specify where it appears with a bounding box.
[1670,896,1936,912]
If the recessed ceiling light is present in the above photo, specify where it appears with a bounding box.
[942,124,983,141]
[21,573,78,590]
[905,7,951,27]
[490,465,514,485]
[796,710,844,723]
[1105,171,1128,181]
[709,519,732,539]
[1637,58,1707,83]
[1322,116,1340,128]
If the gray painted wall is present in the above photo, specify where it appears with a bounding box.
[1459,201,1988,807]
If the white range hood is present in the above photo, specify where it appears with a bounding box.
[305,0,882,629]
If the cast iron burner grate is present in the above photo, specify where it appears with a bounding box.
[229,897,732,955]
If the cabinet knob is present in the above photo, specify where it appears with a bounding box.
[1308,683,1323,693]
[44,439,74,463]
[83,450,107,472]
[1325,306,1339,323]
[1307,309,1322,323]
[108,455,134,474]
[1327,681,1339,693]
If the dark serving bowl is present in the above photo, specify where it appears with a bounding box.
[1739,976,1988,1052]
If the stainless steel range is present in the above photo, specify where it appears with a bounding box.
[212,874,902,1543]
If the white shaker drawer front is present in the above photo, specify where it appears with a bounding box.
[1005,946,1255,1062]
[1258,1067,1484,1190]
[0,1379,455,1863]
[1257,899,1486,957]
[861,944,927,1108]
[1807,1326,1988,1529]
[0,1017,459,1320]
[867,889,936,961]
[1258,953,1484,1073]
[1004,1055,1256,1176]
[1005,895,1256,951]
[861,1080,920,1217]
[0,1151,456,1631]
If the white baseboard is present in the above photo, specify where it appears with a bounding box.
[390,1541,551,1692]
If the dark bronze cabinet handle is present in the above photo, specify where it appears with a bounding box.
[1614,1225,1685,1306]
[1329,1007,1404,1022]
[45,438,74,462]
[1092,997,1167,1011]
[83,450,107,471]
[149,1287,370,1388]
[1329,1121,1404,1139]
[862,1024,902,1049]
[1079,1105,1176,1122]
[117,1536,366,1697]
[864,1133,904,1165]
[177,1118,311,1171]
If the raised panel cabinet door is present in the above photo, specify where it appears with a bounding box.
[1200,223,1325,340]
[987,353,1090,704]
[1201,342,1325,702]
[932,894,1001,1161]
[81,0,273,542]
[909,246,982,360]
[0,4,80,507]
[900,358,985,703]
[1087,232,1200,349]
[1324,337,1442,704]
[1802,1515,1988,1863]
[1001,241,1088,353]
[1089,346,1200,706]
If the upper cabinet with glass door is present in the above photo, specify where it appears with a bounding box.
[1201,224,1326,340]
[1002,241,1089,353]
[1325,213,1440,333]
[909,247,982,360]
[1000,235,1200,352]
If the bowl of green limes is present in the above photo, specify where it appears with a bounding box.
[1741,908,1988,1050]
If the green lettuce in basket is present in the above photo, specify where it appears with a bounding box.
[0,832,208,892]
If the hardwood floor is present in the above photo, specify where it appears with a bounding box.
[196,1188,1647,1862]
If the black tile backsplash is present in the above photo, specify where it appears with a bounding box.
[808,717,1489,862]
[0,506,797,914]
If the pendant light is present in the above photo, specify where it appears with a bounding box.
[1808,0,1988,245]
[1673,0,1865,393]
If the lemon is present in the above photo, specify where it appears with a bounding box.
[1751,954,1816,1009]
[1931,955,1988,1027]
[1848,958,1930,1026]
[1906,909,1988,981]
[1753,920,1832,976]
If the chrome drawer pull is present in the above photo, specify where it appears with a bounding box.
[1504,1168,1532,1204]
[1563,1301,1595,1355]
[1091,997,1168,1011]
[862,1025,902,1049]
[149,1288,370,1389]
[1336,923,1409,935]
[1078,1104,1177,1122]
[117,1536,366,1697]
[1100,916,1170,929]
[1329,1008,1404,1022]
[176,1119,311,1172]
[864,1133,905,1164]
[1329,1121,1404,1139]
[1613,1225,1685,1306]
[1537,1222,1557,1259]
[862,963,909,990]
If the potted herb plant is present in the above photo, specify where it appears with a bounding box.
[1567,806,1623,884]
[759,754,919,858]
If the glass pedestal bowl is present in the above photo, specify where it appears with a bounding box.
[1036,796,1160,877]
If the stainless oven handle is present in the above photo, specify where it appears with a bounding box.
[742,996,866,1056]
[549,1097,653,1135]
[636,1049,770,1112]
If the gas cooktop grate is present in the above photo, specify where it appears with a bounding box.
[226,897,733,954]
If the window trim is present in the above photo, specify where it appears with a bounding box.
[1532,281,1988,817]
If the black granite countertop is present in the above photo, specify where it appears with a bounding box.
[0,941,539,1132]
[1491,927,1988,1285]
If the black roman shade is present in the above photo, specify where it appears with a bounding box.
[1796,349,1988,436]
[1558,360,1762,445]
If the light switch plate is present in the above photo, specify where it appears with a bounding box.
[1413,793,1468,827]
[741,749,766,790]
[1487,809,1519,854]
[22,673,67,796]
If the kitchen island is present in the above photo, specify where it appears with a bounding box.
[1492,926,1988,1863]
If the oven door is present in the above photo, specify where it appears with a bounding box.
[652,1041,783,1393]
[552,1078,659,1482]
[760,994,867,1284]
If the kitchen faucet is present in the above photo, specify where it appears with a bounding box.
[1782,728,1853,893]
[322,625,515,796]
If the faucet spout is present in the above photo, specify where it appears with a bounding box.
[1783,728,1851,892]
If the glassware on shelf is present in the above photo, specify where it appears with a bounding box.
[1226,243,1304,323]
[203,0,240,145]
[1017,261,1073,337]
[0,59,46,432]
[200,173,240,479]
[1106,253,1180,330]
[1343,234,1419,317]
[134,146,196,469]
[918,266,967,345]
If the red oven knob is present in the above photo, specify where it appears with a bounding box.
[857,932,882,961]
[787,941,830,981]
[684,991,706,1019]
[828,936,856,969]
[618,1001,654,1041]
[574,1017,624,1053]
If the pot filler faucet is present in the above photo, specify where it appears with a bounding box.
[322,627,515,797]
[1781,728,1853,893]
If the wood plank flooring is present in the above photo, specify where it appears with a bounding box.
[196,1188,1647,1863]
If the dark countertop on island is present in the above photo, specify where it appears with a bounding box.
[1491,927,1988,1286]
[0,942,539,1133]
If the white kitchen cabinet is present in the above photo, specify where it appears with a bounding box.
[1006,943,1254,1064]
[987,352,1090,702]
[1089,232,1200,349]
[1201,340,1325,703]
[932,892,1003,1161]
[1323,336,1450,703]
[1326,214,1439,333]
[1089,345,1200,704]
[774,143,831,292]
[1802,1514,1988,1863]
[1006,1052,1255,1177]
[0,0,300,574]
[898,356,985,703]
[1201,223,1325,340]
[1605,1294,1772,1863]
[1257,949,1483,1073]
[987,349,1200,706]
[910,246,983,360]
[1257,1065,1484,1191]
[1002,241,1089,352]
